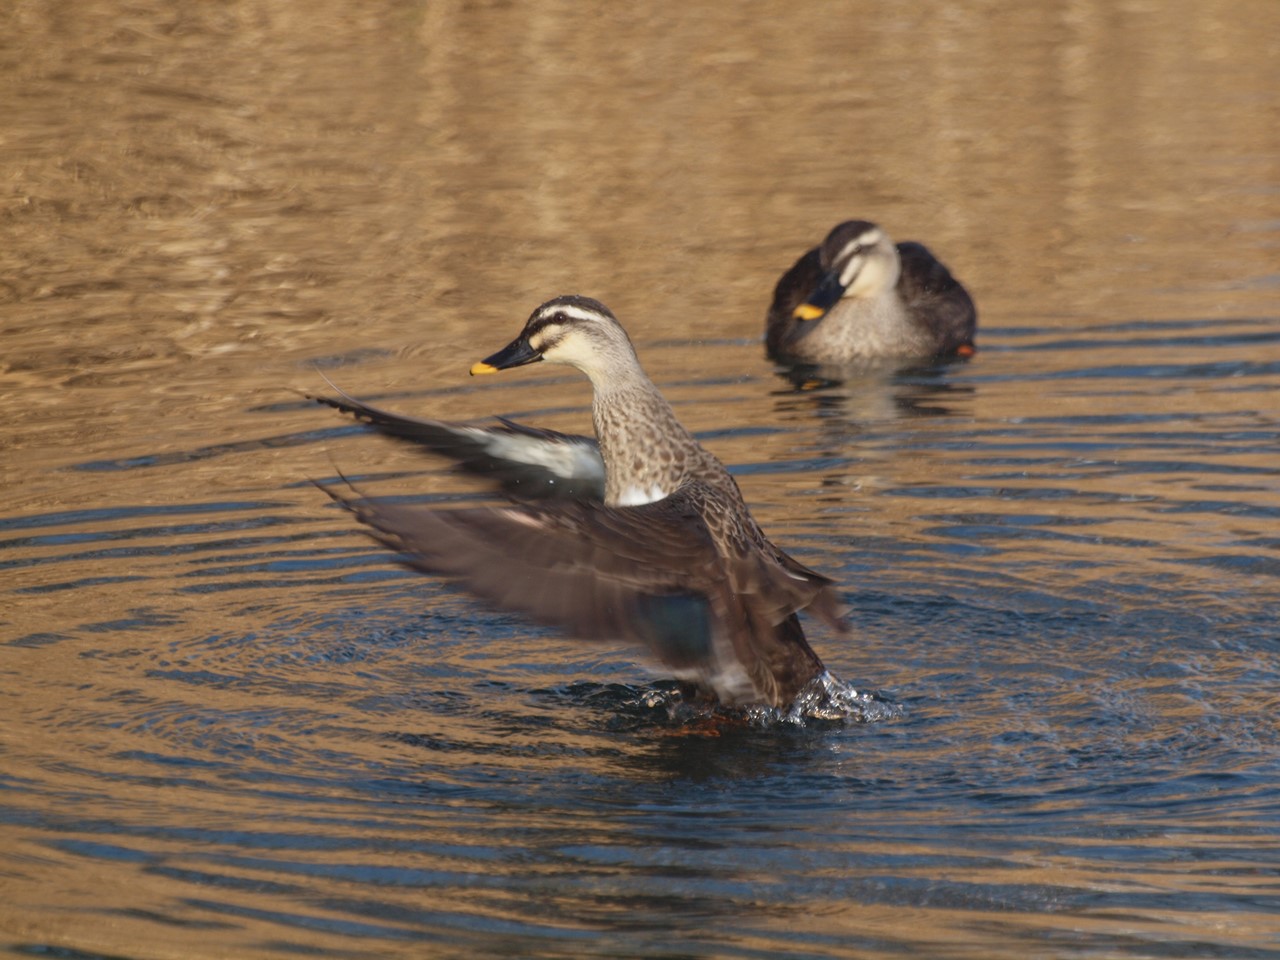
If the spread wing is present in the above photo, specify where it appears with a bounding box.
[765,245,823,359]
[311,391,604,501]
[896,241,977,356]
[318,477,844,706]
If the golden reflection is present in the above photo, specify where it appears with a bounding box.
[1,0,1277,957]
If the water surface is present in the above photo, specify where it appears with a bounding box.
[2,1,1279,957]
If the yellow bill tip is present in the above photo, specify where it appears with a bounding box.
[469,361,499,376]
[792,303,826,322]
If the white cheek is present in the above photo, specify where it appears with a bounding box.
[542,338,594,369]
[838,256,865,289]
[846,256,894,298]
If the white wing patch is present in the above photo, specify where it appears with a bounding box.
[500,509,548,530]
[616,483,669,506]
[466,428,605,483]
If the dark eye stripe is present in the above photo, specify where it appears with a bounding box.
[527,313,561,337]
[524,299,615,339]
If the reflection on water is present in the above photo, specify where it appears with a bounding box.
[2,0,1279,957]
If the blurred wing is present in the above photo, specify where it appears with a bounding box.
[765,245,824,359]
[896,241,977,356]
[319,478,838,705]
[312,391,604,501]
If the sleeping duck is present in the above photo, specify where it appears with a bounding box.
[766,220,976,364]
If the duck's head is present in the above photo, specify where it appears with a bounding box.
[471,296,637,381]
[793,220,901,322]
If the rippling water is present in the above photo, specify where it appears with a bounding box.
[3,1,1279,958]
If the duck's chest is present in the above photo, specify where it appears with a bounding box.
[791,292,929,361]
[594,399,693,507]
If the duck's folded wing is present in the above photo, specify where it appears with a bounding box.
[895,241,977,355]
[311,392,604,501]
[317,479,835,688]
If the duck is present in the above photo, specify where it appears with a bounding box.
[316,295,848,709]
[765,220,977,364]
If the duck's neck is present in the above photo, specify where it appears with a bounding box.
[587,366,703,507]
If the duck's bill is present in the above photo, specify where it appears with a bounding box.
[792,271,847,322]
[470,337,543,375]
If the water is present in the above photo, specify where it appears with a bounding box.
[2,1,1279,957]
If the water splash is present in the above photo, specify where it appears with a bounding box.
[778,671,904,724]
[631,671,902,729]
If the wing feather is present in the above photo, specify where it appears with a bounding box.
[896,241,977,356]
[317,478,838,705]
[311,392,604,501]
